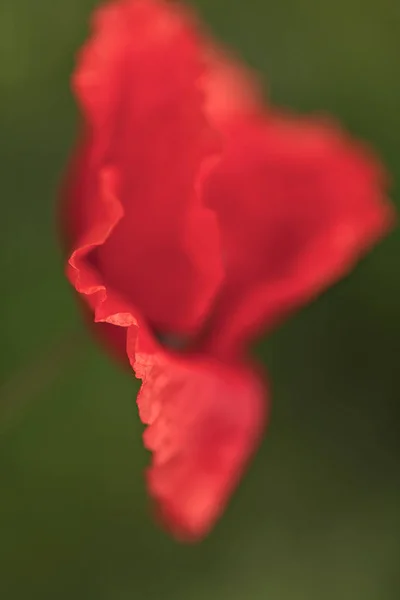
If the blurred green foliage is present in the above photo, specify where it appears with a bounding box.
[1,1,399,598]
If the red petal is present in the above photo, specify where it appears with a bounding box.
[59,132,137,358]
[127,326,267,540]
[200,114,394,357]
[201,45,264,126]
[67,164,139,325]
[70,0,224,337]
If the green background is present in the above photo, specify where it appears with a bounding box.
[1,1,399,598]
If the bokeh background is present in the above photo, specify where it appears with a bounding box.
[1,1,399,598]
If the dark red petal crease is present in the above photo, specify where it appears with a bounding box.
[128,326,267,540]
[67,165,139,327]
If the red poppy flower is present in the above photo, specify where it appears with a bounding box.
[62,0,393,540]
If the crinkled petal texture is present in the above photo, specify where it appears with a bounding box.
[128,326,266,540]
[63,0,393,541]
[199,115,393,357]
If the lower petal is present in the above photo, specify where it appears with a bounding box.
[127,327,267,540]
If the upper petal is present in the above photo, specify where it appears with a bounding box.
[128,325,267,540]
[199,114,394,357]
[66,0,227,339]
[201,45,264,126]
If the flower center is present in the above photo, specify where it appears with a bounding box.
[154,332,190,351]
